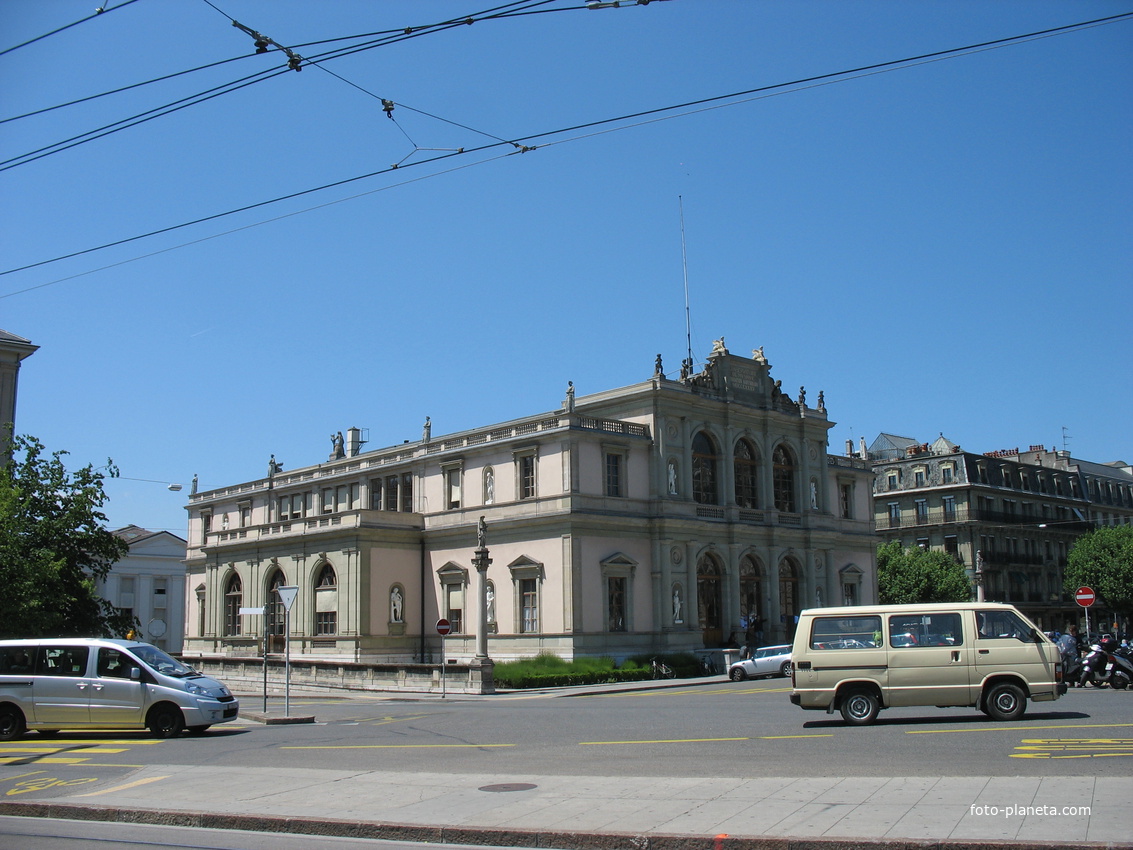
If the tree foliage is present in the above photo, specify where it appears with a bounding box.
[877,540,972,605]
[0,432,133,638]
[1063,526,1133,616]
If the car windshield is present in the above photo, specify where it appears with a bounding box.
[129,643,194,677]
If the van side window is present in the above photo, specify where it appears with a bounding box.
[37,646,90,677]
[977,609,1031,640]
[810,615,881,649]
[0,646,34,673]
[887,613,962,647]
[96,648,134,679]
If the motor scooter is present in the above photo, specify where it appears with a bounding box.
[1108,642,1133,690]
[1079,638,1111,687]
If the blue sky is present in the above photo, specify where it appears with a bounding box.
[2,0,1130,536]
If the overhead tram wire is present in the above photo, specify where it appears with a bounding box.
[0,0,141,58]
[2,11,1130,285]
[0,0,570,171]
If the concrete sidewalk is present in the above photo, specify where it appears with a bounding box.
[3,763,1130,849]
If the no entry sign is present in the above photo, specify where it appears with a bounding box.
[436,618,452,635]
[1075,587,1096,608]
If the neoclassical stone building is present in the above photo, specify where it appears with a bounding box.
[183,342,877,664]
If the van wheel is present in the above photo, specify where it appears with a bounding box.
[187,725,211,735]
[985,682,1026,722]
[839,689,880,725]
[729,667,747,681]
[0,706,26,741]
[146,705,185,738]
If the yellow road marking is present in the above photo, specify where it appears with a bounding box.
[906,723,1133,735]
[0,771,47,783]
[75,776,170,797]
[0,747,129,754]
[581,737,749,745]
[281,743,515,750]
[0,757,93,765]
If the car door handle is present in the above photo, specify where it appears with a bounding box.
[978,649,990,655]
[91,683,104,691]
[76,681,89,690]
[951,651,961,662]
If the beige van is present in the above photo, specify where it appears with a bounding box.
[789,602,1066,725]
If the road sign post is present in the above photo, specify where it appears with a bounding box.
[1076,586,1096,643]
[436,618,451,699]
[278,586,299,716]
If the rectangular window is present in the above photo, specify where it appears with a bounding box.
[37,645,90,677]
[809,615,881,649]
[239,504,251,527]
[446,584,463,634]
[315,612,337,635]
[370,479,383,510]
[608,577,627,632]
[887,473,898,489]
[401,473,413,512]
[322,488,334,514]
[385,476,399,511]
[914,470,925,487]
[839,483,852,518]
[519,454,536,500]
[605,453,622,498]
[841,582,857,607]
[942,495,956,522]
[941,465,953,484]
[888,612,963,647]
[914,499,928,524]
[446,467,462,510]
[887,502,901,528]
[944,535,959,560]
[201,512,212,542]
[153,578,167,610]
[520,578,538,633]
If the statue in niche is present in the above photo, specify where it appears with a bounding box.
[673,585,684,623]
[816,587,822,607]
[667,461,678,496]
[484,468,494,504]
[810,480,818,509]
[390,587,404,623]
[486,585,496,624]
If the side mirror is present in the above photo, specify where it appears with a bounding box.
[130,667,142,680]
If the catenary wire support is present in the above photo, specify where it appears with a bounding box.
[232,20,304,71]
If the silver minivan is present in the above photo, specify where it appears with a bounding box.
[0,638,239,739]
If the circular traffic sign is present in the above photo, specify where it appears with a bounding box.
[1075,586,1096,608]
[436,618,452,635]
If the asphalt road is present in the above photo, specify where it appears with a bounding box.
[2,677,1128,790]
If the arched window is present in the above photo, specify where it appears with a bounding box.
[773,445,796,512]
[697,553,723,645]
[224,574,242,636]
[734,439,759,508]
[739,556,762,627]
[266,568,286,647]
[315,563,337,635]
[692,431,719,505]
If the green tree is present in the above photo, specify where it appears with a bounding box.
[877,540,972,605]
[1063,526,1133,616]
[0,432,134,638]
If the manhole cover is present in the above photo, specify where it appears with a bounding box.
[478,783,537,793]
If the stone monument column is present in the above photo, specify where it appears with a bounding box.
[471,517,495,692]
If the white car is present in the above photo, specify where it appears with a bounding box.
[728,644,792,681]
